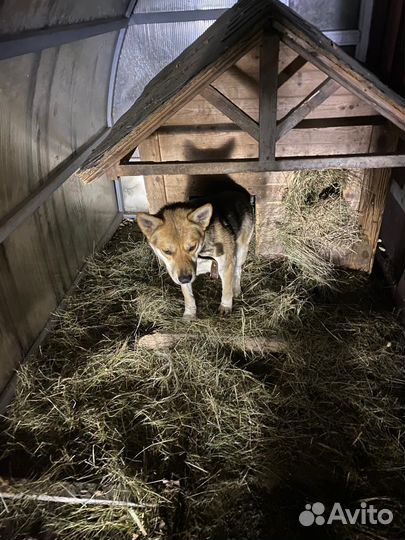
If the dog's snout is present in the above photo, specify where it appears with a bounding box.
[179,273,192,284]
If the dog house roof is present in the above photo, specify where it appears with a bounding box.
[77,0,405,183]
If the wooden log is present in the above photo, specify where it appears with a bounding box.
[137,332,287,353]
[116,154,405,176]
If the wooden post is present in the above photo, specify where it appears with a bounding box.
[259,28,280,164]
[137,133,167,214]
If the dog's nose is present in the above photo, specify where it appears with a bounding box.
[179,273,192,284]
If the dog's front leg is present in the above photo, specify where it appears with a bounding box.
[181,283,196,320]
[218,255,235,315]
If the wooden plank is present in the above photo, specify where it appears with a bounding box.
[117,154,405,176]
[157,116,383,136]
[200,85,259,140]
[138,134,167,214]
[354,125,398,272]
[157,124,373,163]
[276,125,372,157]
[276,78,340,139]
[259,29,280,162]
[165,93,377,126]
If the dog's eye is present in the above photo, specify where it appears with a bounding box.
[163,249,173,256]
[187,244,196,252]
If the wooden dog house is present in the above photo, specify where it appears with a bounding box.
[78,0,405,272]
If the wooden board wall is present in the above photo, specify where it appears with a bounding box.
[139,44,390,270]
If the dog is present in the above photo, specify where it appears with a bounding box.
[137,186,254,319]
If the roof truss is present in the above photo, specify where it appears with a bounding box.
[78,0,405,183]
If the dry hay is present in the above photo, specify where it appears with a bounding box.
[273,169,362,286]
[1,207,404,539]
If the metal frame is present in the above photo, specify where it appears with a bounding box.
[129,8,227,25]
[106,0,138,127]
[0,17,129,61]
[0,5,365,62]
[113,178,125,213]
[356,0,374,62]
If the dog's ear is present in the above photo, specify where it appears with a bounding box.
[137,213,163,238]
[188,203,213,230]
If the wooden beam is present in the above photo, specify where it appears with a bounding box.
[279,31,405,131]
[138,134,167,214]
[116,154,405,176]
[259,29,280,163]
[276,78,340,139]
[200,85,259,140]
[277,55,307,88]
[0,128,110,244]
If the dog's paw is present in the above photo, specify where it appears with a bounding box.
[183,312,196,321]
[218,304,232,316]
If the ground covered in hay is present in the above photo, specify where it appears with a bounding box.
[0,189,404,540]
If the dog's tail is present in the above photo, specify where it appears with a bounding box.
[183,139,250,200]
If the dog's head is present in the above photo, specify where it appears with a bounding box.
[137,204,212,285]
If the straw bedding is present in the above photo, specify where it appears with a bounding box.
[0,170,404,540]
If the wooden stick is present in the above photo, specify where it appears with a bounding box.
[0,490,156,508]
[137,332,287,353]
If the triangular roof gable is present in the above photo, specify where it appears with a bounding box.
[78,0,405,183]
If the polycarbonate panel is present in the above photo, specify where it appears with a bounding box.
[0,0,129,33]
[0,31,117,218]
[113,20,213,121]
[289,0,361,30]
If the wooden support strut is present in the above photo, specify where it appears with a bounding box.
[259,28,280,164]
[116,154,405,176]
[200,85,259,141]
[276,78,340,139]
[198,54,308,144]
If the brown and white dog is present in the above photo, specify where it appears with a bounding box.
[137,188,254,319]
